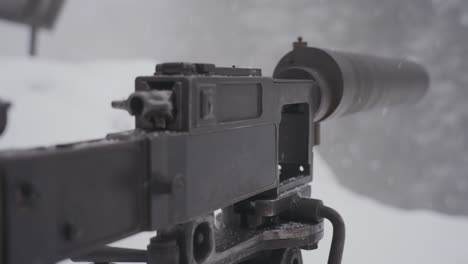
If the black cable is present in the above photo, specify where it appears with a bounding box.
[319,205,346,264]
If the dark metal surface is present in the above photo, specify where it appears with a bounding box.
[274,38,429,122]
[0,138,148,263]
[155,63,262,77]
[74,200,325,264]
[237,248,303,264]
[319,206,346,264]
[0,40,428,264]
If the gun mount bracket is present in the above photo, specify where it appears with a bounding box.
[72,197,328,264]
[73,218,323,264]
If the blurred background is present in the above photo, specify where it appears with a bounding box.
[1,0,468,263]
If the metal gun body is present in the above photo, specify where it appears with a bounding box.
[0,41,429,264]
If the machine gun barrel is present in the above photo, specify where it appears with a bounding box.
[274,41,429,121]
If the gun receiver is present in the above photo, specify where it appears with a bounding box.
[0,39,428,264]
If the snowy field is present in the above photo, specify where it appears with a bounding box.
[1,58,467,264]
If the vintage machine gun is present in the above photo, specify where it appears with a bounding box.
[0,39,428,264]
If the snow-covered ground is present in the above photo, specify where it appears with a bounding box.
[1,58,467,264]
